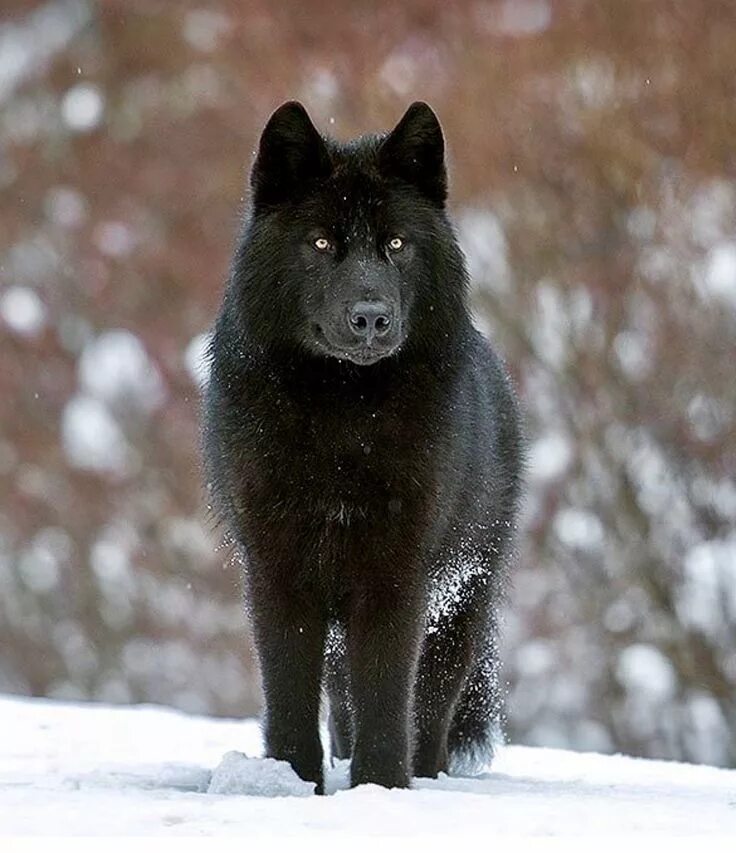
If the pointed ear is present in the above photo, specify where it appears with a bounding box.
[379,102,446,205]
[251,101,332,209]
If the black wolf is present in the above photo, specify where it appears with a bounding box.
[203,101,523,792]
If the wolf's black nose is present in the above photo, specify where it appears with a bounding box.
[348,301,393,342]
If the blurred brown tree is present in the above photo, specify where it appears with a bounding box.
[1,0,734,765]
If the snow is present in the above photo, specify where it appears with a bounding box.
[616,644,677,700]
[527,431,572,482]
[680,535,736,632]
[0,285,46,336]
[302,68,340,105]
[1,695,734,837]
[60,82,104,132]
[553,507,604,551]
[60,394,130,473]
[0,0,92,104]
[93,221,137,257]
[703,242,736,307]
[181,9,231,54]
[78,329,165,413]
[16,530,63,593]
[379,51,419,98]
[476,0,552,37]
[689,180,736,247]
[44,185,88,229]
[613,328,651,379]
[457,207,510,293]
[184,331,212,387]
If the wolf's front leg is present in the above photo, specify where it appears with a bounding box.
[249,573,326,793]
[347,578,425,789]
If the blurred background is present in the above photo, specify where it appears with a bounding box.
[1,0,735,767]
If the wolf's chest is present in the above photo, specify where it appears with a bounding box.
[262,405,401,484]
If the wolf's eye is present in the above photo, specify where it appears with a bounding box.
[313,237,332,252]
[387,236,404,252]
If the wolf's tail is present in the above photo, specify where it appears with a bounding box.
[447,643,504,774]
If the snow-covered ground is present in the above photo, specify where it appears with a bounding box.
[1,694,735,836]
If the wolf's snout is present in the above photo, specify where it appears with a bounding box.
[348,301,393,343]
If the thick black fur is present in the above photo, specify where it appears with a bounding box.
[203,101,523,792]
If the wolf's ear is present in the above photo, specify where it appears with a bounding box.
[251,101,331,208]
[379,102,446,206]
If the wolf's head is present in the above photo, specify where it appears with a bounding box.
[234,101,468,366]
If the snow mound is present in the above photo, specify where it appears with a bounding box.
[208,751,315,797]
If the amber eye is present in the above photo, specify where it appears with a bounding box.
[387,236,404,252]
[313,237,331,252]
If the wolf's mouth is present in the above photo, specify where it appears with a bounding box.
[311,324,399,365]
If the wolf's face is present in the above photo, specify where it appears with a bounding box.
[240,101,465,366]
